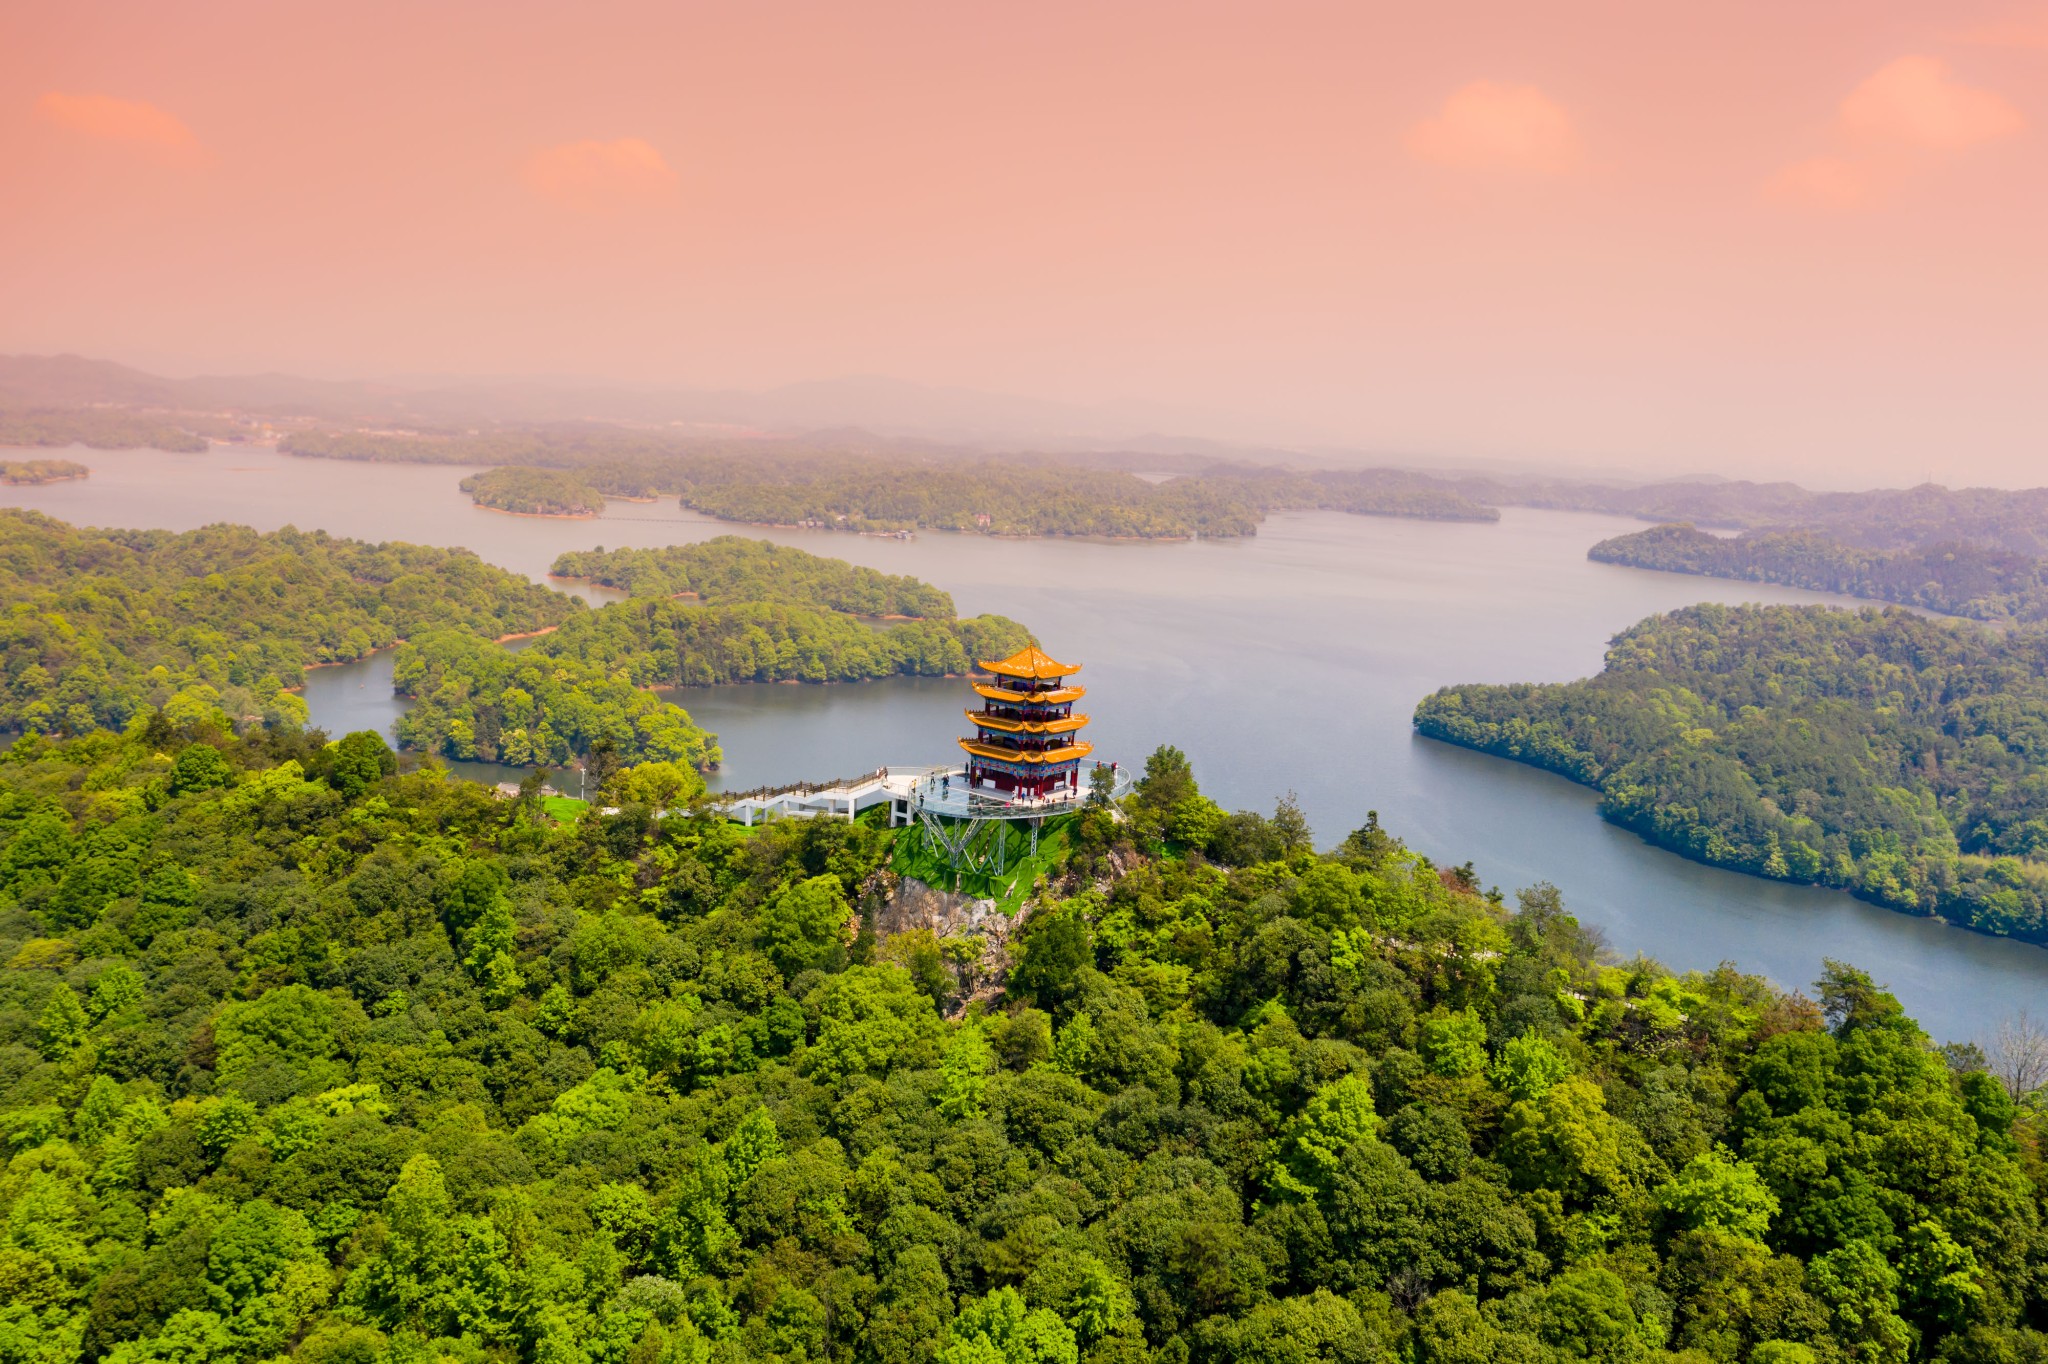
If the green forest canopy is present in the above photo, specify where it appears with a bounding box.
[0,511,575,738]
[1589,525,2048,627]
[393,538,1031,767]
[278,433,1500,539]
[551,539,956,619]
[527,600,1032,690]
[1415,603,2048,943]
[391,630,722,773]
[391,594,1031,767]
[461,469,606,519]
[1,459,91,485]
[2,726,2045,1364]
[278,427,2048,559]
[0,410,226,454]
[0,513,1030,777]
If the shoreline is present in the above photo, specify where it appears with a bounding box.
[676,510,1200,544]
[283,623,562,690]
[660,670,976,692]
[471,502,602,520]
[547,577,928,626]
[1411,721,2048,955]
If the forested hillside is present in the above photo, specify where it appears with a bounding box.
[392,632,721,772]
[668,459,1266,539]
[3,728,2046,1364]
[523,600,1032,691]
[0,514,1027,776]
[0,511,575,737]
[1589,525,2048,626]
[1464,480,2048,555]
[392,539,1028,766]
[552,539,955,619]
[0,411,221,454]
[1414,604,2048,941]
[279,433,1500,539]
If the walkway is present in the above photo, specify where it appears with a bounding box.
[719,764,1124,826]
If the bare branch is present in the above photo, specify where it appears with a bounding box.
[1990,1011,2048,1102]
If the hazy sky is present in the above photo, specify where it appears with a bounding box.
[4,1,2046,484]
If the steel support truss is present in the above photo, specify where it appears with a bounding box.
[911,807,1042,877]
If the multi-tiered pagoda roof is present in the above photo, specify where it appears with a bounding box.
[958,645,1094,800]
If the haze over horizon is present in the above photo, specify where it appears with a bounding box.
[6,1,2047,487]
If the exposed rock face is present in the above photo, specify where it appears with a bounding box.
[857,869,1021,1016]
[860,870,1018,944]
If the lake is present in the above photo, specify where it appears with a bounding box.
[8,442,2046,1040]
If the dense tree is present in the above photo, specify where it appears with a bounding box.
[1417,603,2048,942]
[0,510,574,736]
[3,731,2045,1364]
[391,548,1029,766]
[460,467,606,517]
[552,538,956,619]
[1589,524,2048,626]
[0,409,223,452]
[281,434,1500,538]
[0,458,91,484]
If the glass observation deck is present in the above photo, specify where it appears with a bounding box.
[898,765,1127,820]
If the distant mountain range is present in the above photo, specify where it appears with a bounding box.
[0,353,1204,452]
[0,352,1600,476]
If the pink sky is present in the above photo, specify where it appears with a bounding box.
[3,0,2045,484]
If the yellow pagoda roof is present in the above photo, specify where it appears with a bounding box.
[958,738,1095,765]
[973,682,1085,705]
[969,709,1090,736]
[979,645,1080,681]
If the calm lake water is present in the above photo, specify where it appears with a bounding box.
[8,443,2045,1040]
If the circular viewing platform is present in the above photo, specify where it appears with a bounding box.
[894,765,1128,825]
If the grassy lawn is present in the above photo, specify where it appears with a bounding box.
[543,794,589,824]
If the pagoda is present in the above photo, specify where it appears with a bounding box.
[960,645,1093,801]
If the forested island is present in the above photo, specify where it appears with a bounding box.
[392,543,1032,765]
[666,458,1268,539]
[461,467,607,518]
[552,539,961,618]
[536,599,1029,688]
[280,432,1501,539]
[0,458,90,485]
[276,427,2048,567]
[0,510,575,737]
[4,723,2046,1364]
[0,513,1026,776]
[392,630,721,772]
[1415,604,2048,942]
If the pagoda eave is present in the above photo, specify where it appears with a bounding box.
[968,709,1090,735]
[972,682,1085,705]
[957,738,1095,765]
